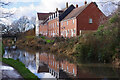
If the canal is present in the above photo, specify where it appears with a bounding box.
[3,48,120,80]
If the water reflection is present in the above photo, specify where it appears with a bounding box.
[3,49,120,79]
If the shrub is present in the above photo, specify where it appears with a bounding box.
[41,36,45,39]
[109,14,119,23]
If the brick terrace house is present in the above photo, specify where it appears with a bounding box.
[39,53,77,78]
[36,13,53,36]
[36,1,106,37]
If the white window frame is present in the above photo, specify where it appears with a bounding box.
[73,68,74,74]
[68,29,69,34]
[89,18,93,24]
[73,19,74,24]
[62,64,63,69]
[80,30,82,36]
[67,21,68,25]
[71,29,73,37]
[66,30,68,37]
[74,28,76,34]
[57,22,59,27]
[67,66,69,71]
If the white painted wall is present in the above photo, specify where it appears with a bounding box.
[35,14,39,36]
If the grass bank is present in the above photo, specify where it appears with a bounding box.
[2,58,39,80]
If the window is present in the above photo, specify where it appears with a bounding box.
[80,30,82,36]
[74,29,76,33]
[55,22,56,27]
[67,21,68,25]
[57,30,59,34]
[53,55,54,59]
[62,64,63,69]
[73,19,74,24]
[68,30,69,34]
[57,64,59,68]
[53,23,54,28]
[89,18,93,23]
[51,61,52,65]
[71,29,73,37]
[67,66,69,71]
[57,22,59,27]
[53,61,54,66]
[66,30,68,37]
[73,68,74,74]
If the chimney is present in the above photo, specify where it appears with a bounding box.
[66,2,68,8]
[85,1,87,5]
[76,4,78,8]
[56,8,58,11]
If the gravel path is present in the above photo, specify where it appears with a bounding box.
[0,61,23,80]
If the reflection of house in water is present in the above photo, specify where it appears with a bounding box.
[39,53,77,79]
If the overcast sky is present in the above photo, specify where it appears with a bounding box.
[0,0,119,25]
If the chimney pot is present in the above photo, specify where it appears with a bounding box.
[76,4,78,8]
[56,8,58,11]
[66,2,68,8]
[85,1,87,5]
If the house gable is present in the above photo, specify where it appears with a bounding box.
[76,2,106,35]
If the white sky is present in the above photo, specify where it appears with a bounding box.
[0,0,119,24]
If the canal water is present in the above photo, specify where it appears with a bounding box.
[3,48,120,80]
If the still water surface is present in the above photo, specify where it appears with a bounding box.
[3,48,120,79]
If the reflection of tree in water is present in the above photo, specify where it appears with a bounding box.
[77,64,120,78]
[4,49,37,73]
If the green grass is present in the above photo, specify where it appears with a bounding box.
[0,42,5,61]
[40,36,54,43]
[2,58,39,80]
[45,39,54,43]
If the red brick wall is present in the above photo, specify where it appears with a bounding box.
[39,53,49,64]
[39,24,48,36]
[60,18,77,38]
[60,61,77,76]
[76,2,106,35]
[48,18,59,37]
[39,53,77,76]
[48,54,60,72]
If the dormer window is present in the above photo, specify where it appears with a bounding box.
[89,18,93,24]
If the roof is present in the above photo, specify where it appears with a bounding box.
[59,4,75,21]
[63,3,90,20]
[37,13,52,20]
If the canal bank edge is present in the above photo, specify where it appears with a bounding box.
[2,58,39,80]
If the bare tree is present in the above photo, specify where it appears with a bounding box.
[0,1,14,18]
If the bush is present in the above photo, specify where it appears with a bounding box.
[109,14,119,23]
[41,36,45,39]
